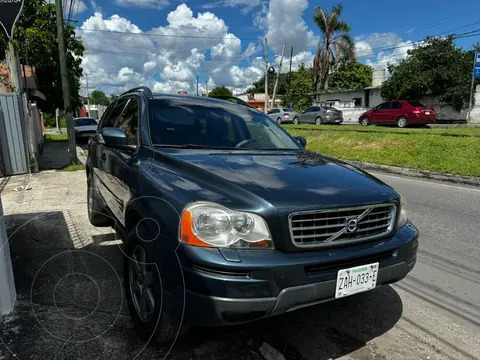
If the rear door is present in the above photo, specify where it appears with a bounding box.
[390,101,404,124]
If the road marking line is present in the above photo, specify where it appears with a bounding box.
[370,172,480,193]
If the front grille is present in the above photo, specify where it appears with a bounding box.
[289,204,396,248]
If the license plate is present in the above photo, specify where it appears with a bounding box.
[335,262,379,299]
[425,111,430,115]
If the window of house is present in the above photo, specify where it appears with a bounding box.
[353,98,362,107]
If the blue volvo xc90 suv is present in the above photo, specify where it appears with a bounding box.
[86,87,419,343]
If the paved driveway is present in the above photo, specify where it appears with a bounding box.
[0,170,478,360]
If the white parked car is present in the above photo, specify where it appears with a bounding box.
[267,108,297,124]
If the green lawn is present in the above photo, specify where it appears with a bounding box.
[44,133,68,141]
[58,164,86,172]
[284,125,480,177]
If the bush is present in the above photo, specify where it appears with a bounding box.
[43,113,67,128]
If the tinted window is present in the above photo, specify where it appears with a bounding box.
[304,107,314,112]
[324,106,337,111]
[268,109,280,114]
[74,118,97,126]
[282,108,290,112]
[115,99,139,145]
[148,98,300,150]
[104,99,128,128]
[407,101,425,107]
[377,102,392,110]
[392,102,403,109]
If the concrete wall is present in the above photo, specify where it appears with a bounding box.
[315,88,383,109]
[0,196,16,315]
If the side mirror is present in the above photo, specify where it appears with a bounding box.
[295,136,307,148]
[99,127,136,151]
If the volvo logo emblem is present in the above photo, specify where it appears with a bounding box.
[346,218,358,232]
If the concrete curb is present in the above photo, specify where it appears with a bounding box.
[346,160,480,187]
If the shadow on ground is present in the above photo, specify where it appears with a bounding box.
[38,141,71,171]
[0,211,403,360]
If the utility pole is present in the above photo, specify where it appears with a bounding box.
[55,0,77,164]
[468,51,477,124]
[288,46,293,95]
[271,43,286,111]
[196,75,199,96]
[85,73,91,117]
[264,37,268,113]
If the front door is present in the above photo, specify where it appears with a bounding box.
[101,97,140,226]
[371,102,393,124]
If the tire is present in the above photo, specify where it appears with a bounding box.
[360,117,369,126]
[293,117,299,125]
[397,117,408,128]
[276,117,282,124]
[87,172,113,227]
[315,117,322,125]
[124,226,184,343]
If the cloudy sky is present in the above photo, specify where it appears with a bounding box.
[68,0,480,96]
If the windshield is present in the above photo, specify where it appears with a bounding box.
[74,118,97,126]
[148,97,301,150]
[282,108,290,112]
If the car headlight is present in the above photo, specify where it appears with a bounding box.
[396,195,408,229]
[179,202,273,249]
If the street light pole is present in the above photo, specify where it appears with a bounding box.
[264,37,268,113]
[85,73,91,117]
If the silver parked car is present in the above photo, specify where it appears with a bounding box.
[294,106,343,125]
[267,108,297,124]
[74,117,98,142]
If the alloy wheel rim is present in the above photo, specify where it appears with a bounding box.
[129,245,155,322]
[362,119,368,126]
[398,118,406,127]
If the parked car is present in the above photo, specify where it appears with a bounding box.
[359,100,436,128]
[294,106,344,125]
[267,108,296,124]
[74,117,99,142]
[86,86,418,344]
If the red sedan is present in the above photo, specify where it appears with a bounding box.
[359,100,436,128]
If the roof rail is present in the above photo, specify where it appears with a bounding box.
[121,86,153,97]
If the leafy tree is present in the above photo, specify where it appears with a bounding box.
[283,64,313,111]
[329,61,372,90]
[381,37,480,111]
[246,70,288,95]
[208,86,233,97]
[0,0,84,115]
[90,90,110,105]
[313,3,355,93]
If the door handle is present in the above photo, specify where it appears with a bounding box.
[101,153,107,162]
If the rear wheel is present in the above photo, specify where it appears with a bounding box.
[276,117,282,124]
[397,117,408,128]
[315,117,322,125]
[124,226,185,343]
[293,117,299,125]
[360,117,369,126]
[87,172,113,227]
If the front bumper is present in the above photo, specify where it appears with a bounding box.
[177,222,419,326]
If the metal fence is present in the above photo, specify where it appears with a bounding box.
[0,93,27,177]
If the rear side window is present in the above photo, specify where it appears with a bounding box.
[407,101,425,107]
[377,102,393,110]
[391,102,403,109]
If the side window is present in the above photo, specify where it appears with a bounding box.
[304,107,313,113]
[377,102,392,110]
[392,102,403,109]
[116,98,139,145]
[98,103,115,129]
[104,99,129,128]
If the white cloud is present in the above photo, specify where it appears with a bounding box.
[276,51,314,72]
[264,0,317,56]
[115,0,169,9]
[253,2,268,29]
[77,5,268,96]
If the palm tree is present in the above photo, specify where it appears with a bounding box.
[312,4,355,94]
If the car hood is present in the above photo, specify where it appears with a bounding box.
[74,125,97,132]
[152,149,398,211]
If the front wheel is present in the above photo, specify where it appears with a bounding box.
[124,227,184,343]
[315,117,322,125]
[397,117,408,128]
[293,117,299,125]
[360,117,369,126]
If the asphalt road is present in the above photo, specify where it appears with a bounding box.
[1,171,479,360]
